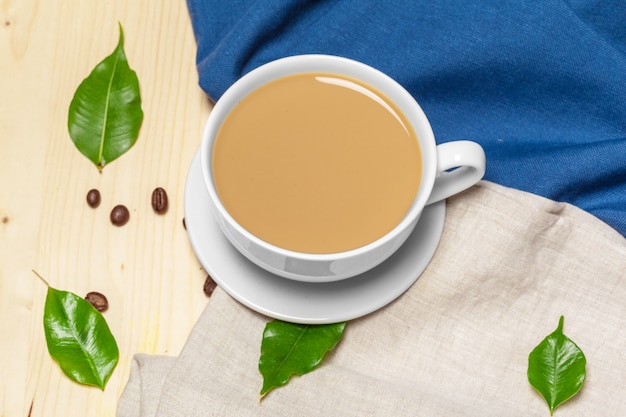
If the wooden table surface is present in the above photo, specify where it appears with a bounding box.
[1,1,213,415]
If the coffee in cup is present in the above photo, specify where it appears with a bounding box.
[212,72,422,254]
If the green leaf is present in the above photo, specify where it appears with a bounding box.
[528,316,586,415]
[259,321,346,399]
[43,286,119,389]
[68,23,143,171]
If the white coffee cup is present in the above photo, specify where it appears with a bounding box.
[200,54,485,282]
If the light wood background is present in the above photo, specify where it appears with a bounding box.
[0,1,213,415]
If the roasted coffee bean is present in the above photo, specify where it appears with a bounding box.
[182,217,186,230]
[110,204,130,226]
[203,274,217,297]
[151,187,168,214]
[86,189,101,208]
[85,291,109,312]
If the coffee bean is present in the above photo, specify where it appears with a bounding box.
[85,291,109,312]
[203,274,217,297]
[110,204,130,226]
[151,187,168,214]
[86,189,101,208]
[182,217,186,230]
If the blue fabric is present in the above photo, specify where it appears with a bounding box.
[186,0,626,236]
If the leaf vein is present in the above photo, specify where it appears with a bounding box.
[98,50,120,170]
[270,325,308,382]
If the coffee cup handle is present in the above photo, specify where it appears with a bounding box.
[425,140,486,205]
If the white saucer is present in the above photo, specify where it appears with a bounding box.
[184,150,446,324]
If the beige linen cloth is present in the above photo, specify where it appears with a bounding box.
[117,181,626,416]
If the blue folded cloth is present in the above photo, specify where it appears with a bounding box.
[186,0,626,236]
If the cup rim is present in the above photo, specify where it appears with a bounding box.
[201,54,437,262]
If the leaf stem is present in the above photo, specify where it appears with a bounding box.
[31,269,50,287]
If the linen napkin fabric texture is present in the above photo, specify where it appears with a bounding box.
[117,181,626,416]
[185,0,626,236]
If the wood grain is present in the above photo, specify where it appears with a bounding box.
[0,1,212,415]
